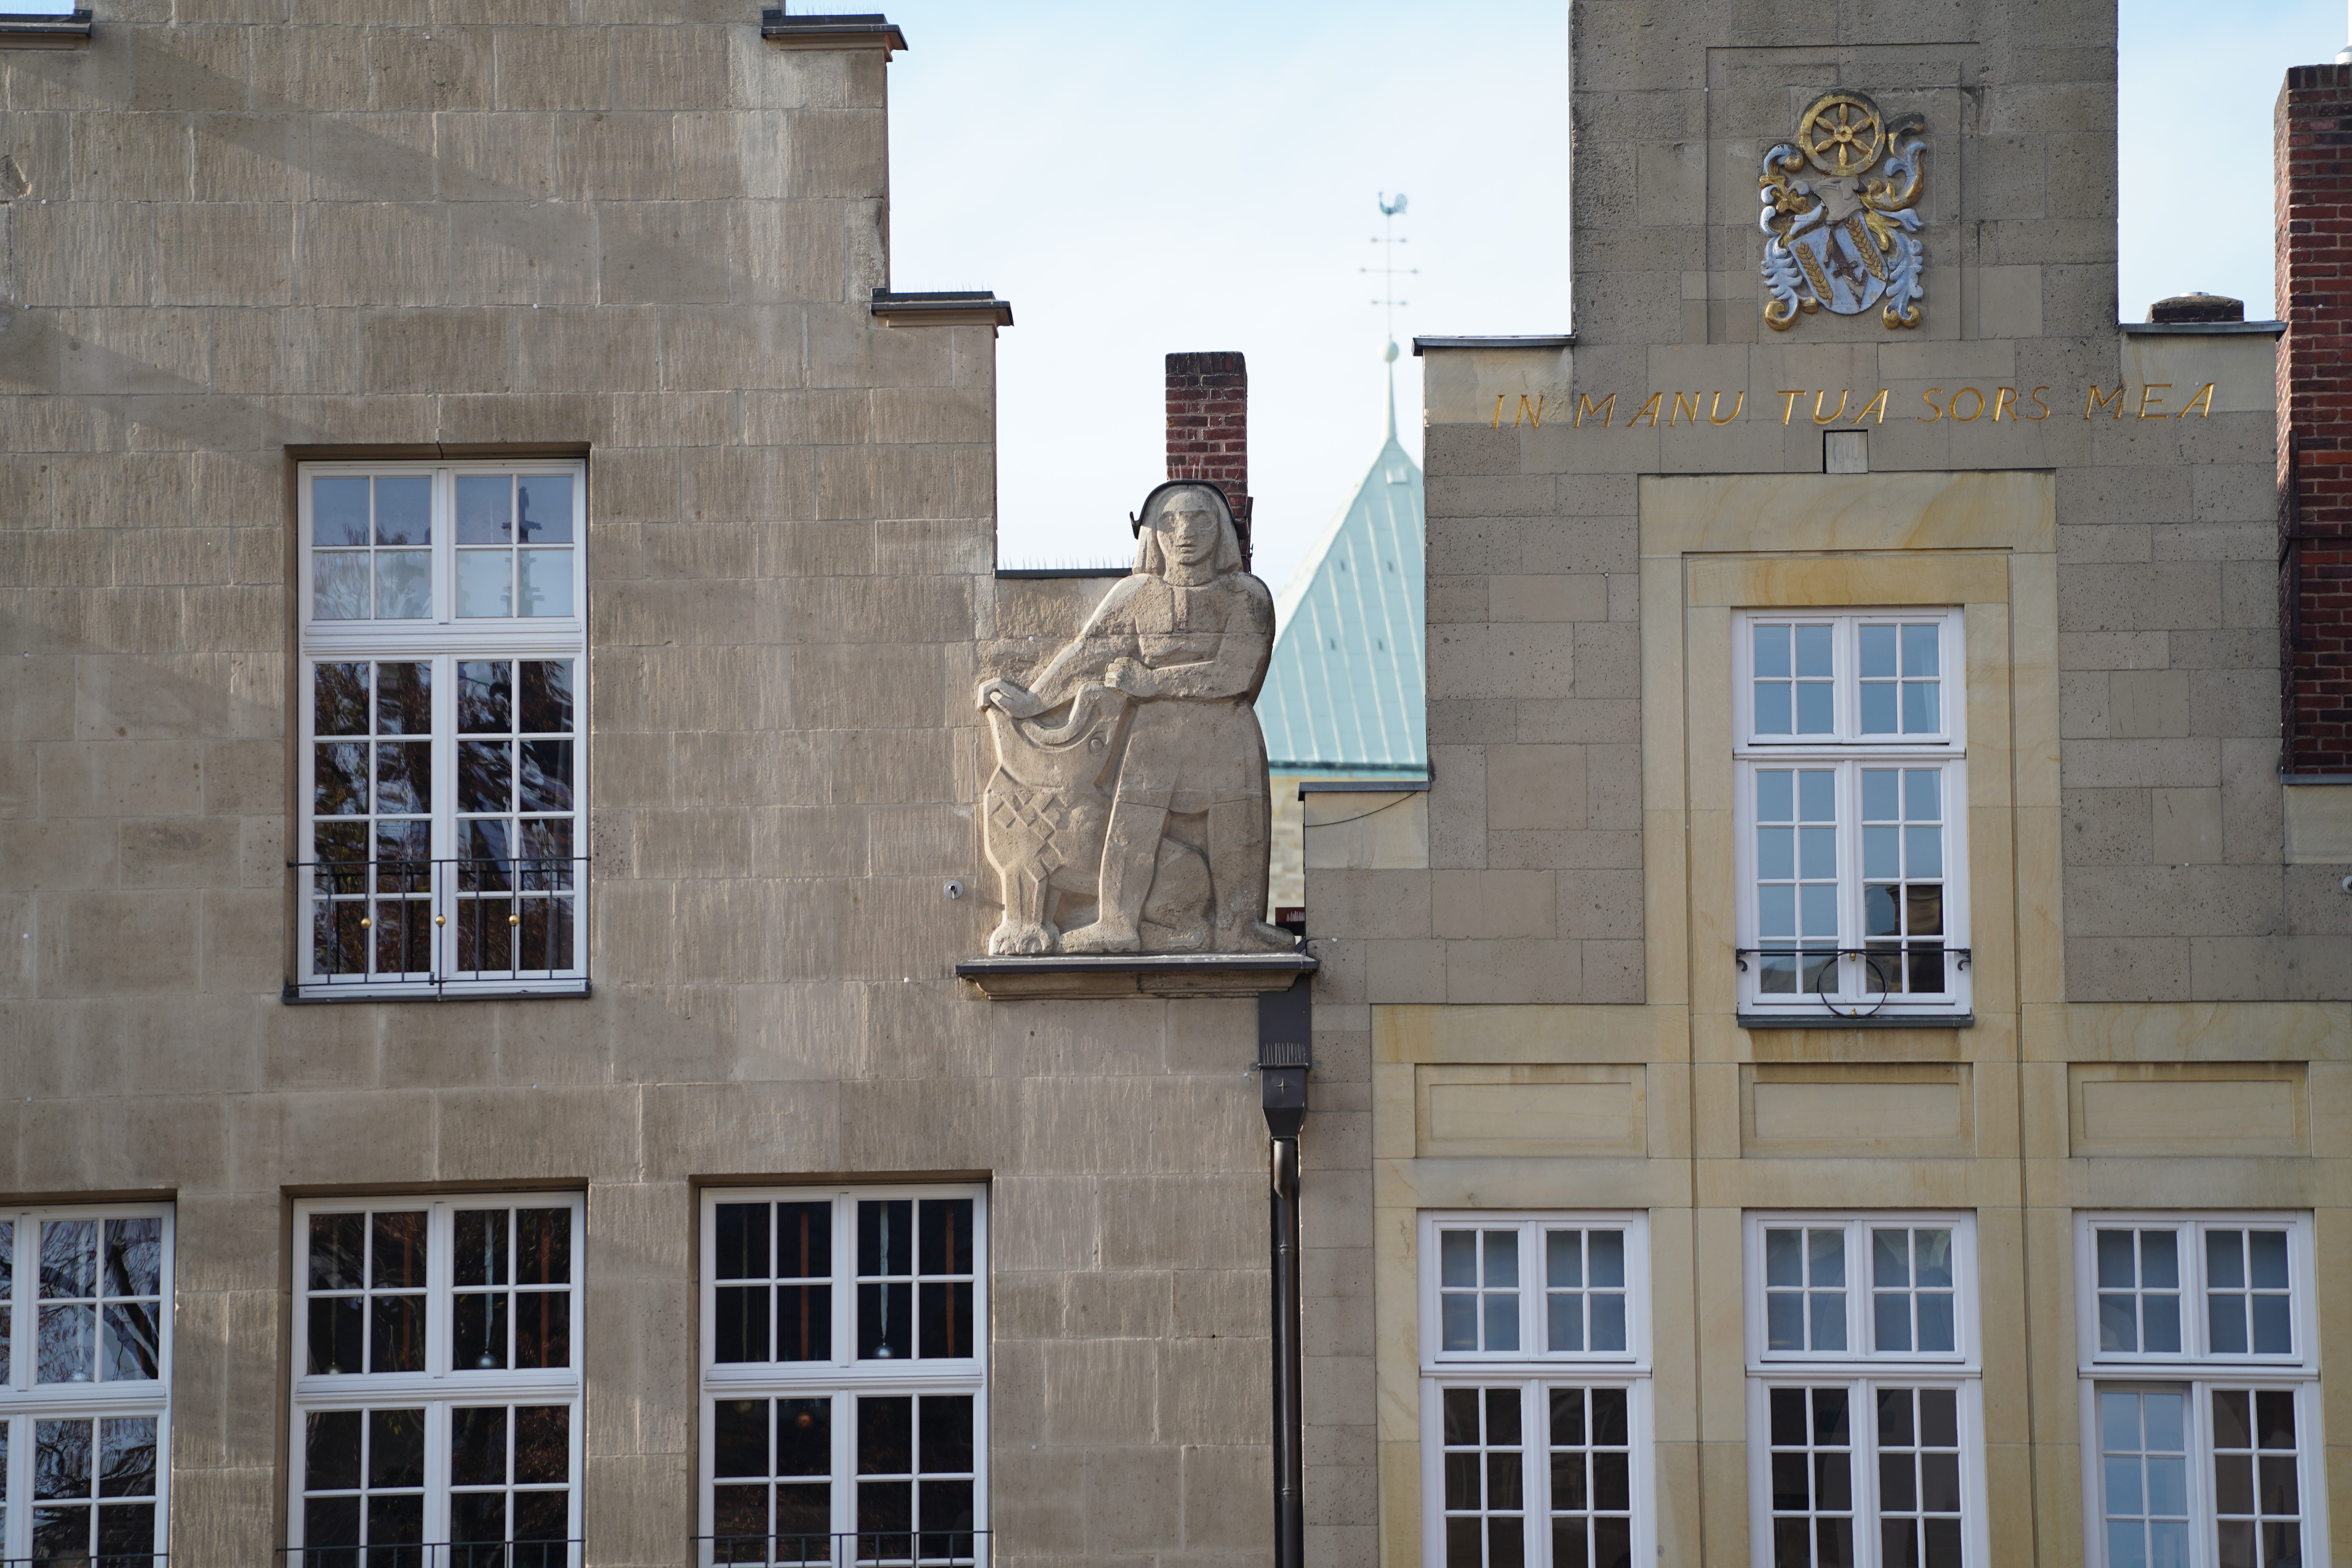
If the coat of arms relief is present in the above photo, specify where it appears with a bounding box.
[1759,91,1927,330]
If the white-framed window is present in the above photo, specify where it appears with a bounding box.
[1733,611,1970,1022]
[0,1206,174,1568]
[297,463,588,999]
[2076,1214,2325,1568]
[1744,1214,1986,1568]
[287,1195,584,1568]
[700,1188,987,1568]
[1418,1213,1651,1568]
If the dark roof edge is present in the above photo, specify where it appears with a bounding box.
[0,9,93,47]
[1412,334,1576,356]
[2120,320,2286,337]
[760,10,907,54]
[871,289,1012,328]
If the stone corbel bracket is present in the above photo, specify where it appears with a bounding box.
[760,10,908,57]
[955,953,1318,1000]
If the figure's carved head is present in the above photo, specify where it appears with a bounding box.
[1131,481,1244,578]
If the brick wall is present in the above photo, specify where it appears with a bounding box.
[2275,64,2352,773]
[1164,350,1252,558]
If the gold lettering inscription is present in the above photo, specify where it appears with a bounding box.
[1518,382,2225,434]
[1492,394,1506,430]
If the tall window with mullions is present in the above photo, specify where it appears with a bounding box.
[701,1189,986,1567]
[287,1196,583,1568]
[0,1207,173,1568]
[2075,1214,2325,1568]
[1418,1213,1651,1568]
[1734,611,1969,1022]
[1744,1214,1985,1568]
[296,462,586,998]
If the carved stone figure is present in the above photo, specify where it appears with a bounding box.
[976,481,1296,956]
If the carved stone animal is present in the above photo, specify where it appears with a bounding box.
[980,684,1127,954]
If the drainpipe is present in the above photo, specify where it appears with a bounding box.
[1258,973,1311,1568]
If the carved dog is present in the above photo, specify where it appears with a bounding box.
[979,684,1214,954]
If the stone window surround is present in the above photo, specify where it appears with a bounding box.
[1742,1211,1987,1568]
[2071,1212,2325,1568]
[696,1186,990,1563]
[1731,609,1973,1024]
[1416,1211,1655,1568]
[1640,471,2052,1038]
[285,1194,585,1563]
[0,1203,175,1568]
[293,459,589,1002]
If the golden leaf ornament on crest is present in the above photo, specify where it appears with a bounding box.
[1759,90,1926,330]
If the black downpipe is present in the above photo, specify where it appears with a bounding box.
[1259,973,1312,1568]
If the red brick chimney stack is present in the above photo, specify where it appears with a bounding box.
[2276,65,2352,773]
[1164,351,1253,567]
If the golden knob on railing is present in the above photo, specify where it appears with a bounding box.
[509,914,521,926]
[359,917,372,929]
[434,915,447,926]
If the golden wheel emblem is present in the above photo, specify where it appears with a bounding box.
[1797,94,1884,177]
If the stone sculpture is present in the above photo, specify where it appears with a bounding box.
[976,481,1297,956]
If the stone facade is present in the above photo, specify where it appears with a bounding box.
[0,13,1276,1567]
[1310,1,2352,1564]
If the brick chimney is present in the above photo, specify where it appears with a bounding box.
[1165,351,1252,566]
[2275,65,2352,773]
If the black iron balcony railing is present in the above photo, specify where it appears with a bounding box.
[3,1556,167,1568]
[694,1532,989,1567]
[1735,945,1973,1017]
[291,857,588,996]
[276,1541,578,1568]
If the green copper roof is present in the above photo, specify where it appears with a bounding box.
[1256,385,1427,774]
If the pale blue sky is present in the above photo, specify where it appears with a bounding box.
[0,3,2334,590]
[889,0,2347,590]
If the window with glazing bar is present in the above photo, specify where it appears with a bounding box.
[700,1189,987,1567]
[0,1207,172,1568]
[286,1196,583,1568]
[1733,611,1970,1021]
[2076,1214,2322,1568]
[1745,1214,1984,1568]
[296,463,586,997]
[1418,1213,1651,1568]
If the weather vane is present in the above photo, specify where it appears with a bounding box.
[1362,191,1416,359]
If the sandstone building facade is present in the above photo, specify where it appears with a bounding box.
[4,2,2351,1568]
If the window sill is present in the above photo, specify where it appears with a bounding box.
[283,980,593,1004]
[0,11,92,48]
[1738,1012,1973,1030]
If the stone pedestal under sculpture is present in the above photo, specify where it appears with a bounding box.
[973,480,1299,960]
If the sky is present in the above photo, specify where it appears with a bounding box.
[886,0,2350,595]
[0,2,2336,588]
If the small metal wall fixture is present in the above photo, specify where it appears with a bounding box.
[1759,91,1927,331]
